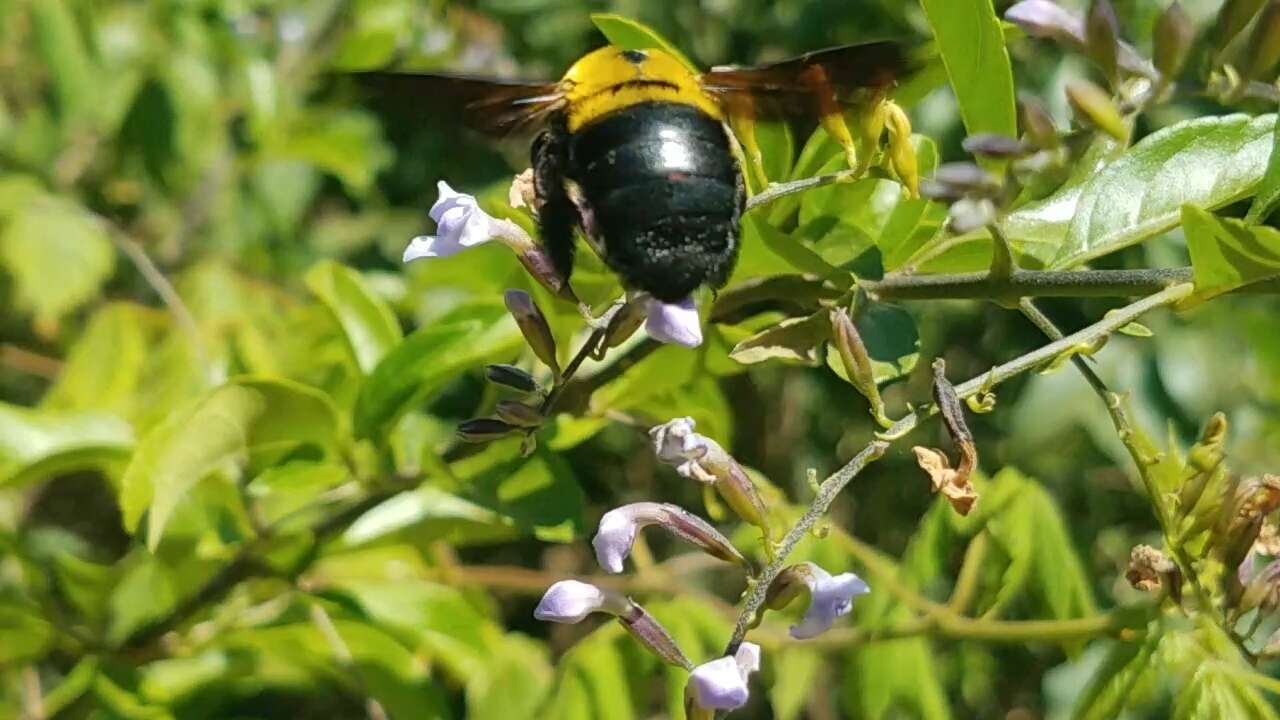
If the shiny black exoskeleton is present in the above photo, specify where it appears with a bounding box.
[532,102,745,302]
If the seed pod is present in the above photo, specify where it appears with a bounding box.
[504,289,560,376]
[1086,0,1121,83]
[1154,3,1194,83]
[1019,97,1060,149]
[457,417,519,443]
[496,400,543,428]
[1066,79,1127,141]
[485,363,540,393]
[1245,1,1280,80]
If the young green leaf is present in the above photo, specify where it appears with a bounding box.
[1247,107,1280,223]
[729,311,830,366]
[590,13,698,71]
[0,403,133,489]
[1182,204,1280,304]
[306,260,403,374]
[920,0,1017,170]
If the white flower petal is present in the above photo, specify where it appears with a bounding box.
[534,580,606,623]
[405,182,499,262]
[645,297,703,347]
[593,507,643,574]
[689,657,750,710]
[734,642,761,675]
[790,564,870,639]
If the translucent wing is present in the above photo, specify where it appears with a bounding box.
[355,72,565,137]
[700,41,909,115]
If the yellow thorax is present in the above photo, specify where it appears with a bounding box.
[560,45,722,132]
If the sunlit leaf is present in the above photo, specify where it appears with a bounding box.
[306,260,404,374]
[590,13,698,71]
[1182,204,1280,305]
[0,402,132,489]
[729,311,829,365]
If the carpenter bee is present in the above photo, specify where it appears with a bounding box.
[366,41,908,303]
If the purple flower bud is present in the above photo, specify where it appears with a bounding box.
[645,297,703,348]
[1006,0,1087,46]
[649,417,771,534]
[1085,0,1121,83]
[495,400,543,428]
[617,602,694,669]
[457,417,519,443]
[1154,3,1194,82]
[685,643,761,712]
[962,133,1029,159]
[592,502,747,574]
[485,364,540,393]
[505,289,560,376]
[1065,80,1127,141]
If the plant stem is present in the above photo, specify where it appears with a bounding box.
[865,266,1280,301]
[721,282,1195,658]
[744,169,861,213]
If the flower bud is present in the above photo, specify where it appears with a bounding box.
[485,363,540,393]
[962,133,1029,159]
[883,102,919,197]
[1239,559,1280,615]
[684,643,761,715]
[1154,3,1194,83]
[495,400,543,428]
[1245,1,1280,80]
[1177,413,1228,513]
[603,298,648,349]
[830,308,891,428]
[457,417,519,443]
[649,417,772,539]
[946,198,998,235]
[617,601,694,669]
[1066,79,1127,141]
[504,289,560,376]
[1019,98,1060,149]
[534,580,623,623]
[516,245,576,301]
[1006,0,1087,48]
[592,502,748,574]
[929,163,1002,198]
[1085,0,1121,84]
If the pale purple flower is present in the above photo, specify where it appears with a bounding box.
[789,562,870,639]
[645,296,703,348]
[592,502,747,574]
[1005,0,1085,45]
[687,642,762,711]
[533,580,607,623]
[650,416,720,482]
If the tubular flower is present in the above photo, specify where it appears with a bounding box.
[649,417,770,533]
[592,502,748,574]
[645,296,703,348]
[685,643,762,714]
[767,562,870,639]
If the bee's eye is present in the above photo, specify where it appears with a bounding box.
[620,49,648,64]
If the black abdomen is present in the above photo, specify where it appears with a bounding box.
[568,102,744,302]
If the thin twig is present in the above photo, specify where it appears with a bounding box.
[721,282,1195,657]
[744,169,861,213]
[0,344,62,380]
[106,228,208,374]
[309,603,389,720]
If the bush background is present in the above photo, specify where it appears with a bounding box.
[3,0,1280,718]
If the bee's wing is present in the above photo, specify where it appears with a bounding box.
[355,72,565,137]
[699,41,909,115]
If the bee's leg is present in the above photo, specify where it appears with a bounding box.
[726,100,769,191]
[531,123,578,290]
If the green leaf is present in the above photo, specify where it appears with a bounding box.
[542,629,635,720]
[1247,103,1280,223]
[119,385,261,550]
[29,0,95,128]
[0,602,55,663]
[742,213,851,286]
[985,468,1097,624]
[729,311,829,365]
[0,403,133,488]
[846,636,951,720]
[589,14,698,71]
[341,485,515,547]
[306,260,403,374]
[330,0,414,70]
[247,461,351,528]
[769,647,823,720]
[106,551,176,646]
[271,110,393,195]
[0,195,115,331]
[1072,627,1164,720]
[920,0,1016,170]
[353,321,479,437]
[824,302,920,384]
[41,303,150,417]
[42,657,100,717]
[1182,204,1280,304]
[1054,113,1276,268]
[466,633,554,720]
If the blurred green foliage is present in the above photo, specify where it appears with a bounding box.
[4,0,1280,718]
